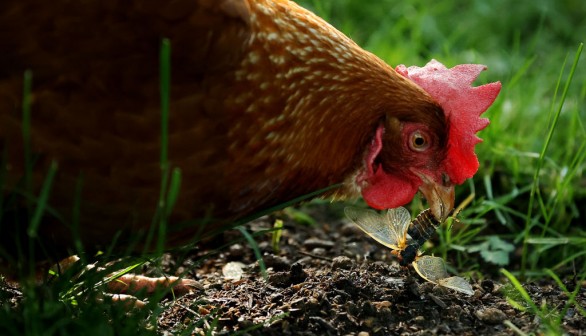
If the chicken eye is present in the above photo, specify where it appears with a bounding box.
[409,131,430,152]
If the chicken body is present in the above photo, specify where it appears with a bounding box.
[0,0,498,266]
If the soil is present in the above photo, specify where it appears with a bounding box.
[154,204,586,335]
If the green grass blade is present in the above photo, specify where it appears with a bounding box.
[156,167,169,256]
[165,167,182,218]
[27,160,58,238]
[551,250,586,272]
[144,37,173,255]
[544,268,586,319]
[156,38,171,256]
[501,268,539,312]
[521,43,584,276]
[504,320,528,336]
[271,219,284,253]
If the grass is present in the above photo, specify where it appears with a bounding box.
[1,0,585,335]
[521,44,583,275]
[501,268,586,335]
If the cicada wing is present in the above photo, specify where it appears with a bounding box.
[437,277,474,296]
[344,206,402,250]
[384,207,411,248]
[412,255,450,283]
[413,256,474,295]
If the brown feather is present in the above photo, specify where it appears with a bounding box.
[0,0,444,265]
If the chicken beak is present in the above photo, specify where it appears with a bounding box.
[418,173,455,221]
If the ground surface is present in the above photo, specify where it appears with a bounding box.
[154,205,586,335]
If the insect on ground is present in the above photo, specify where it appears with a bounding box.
[345,205,473,295]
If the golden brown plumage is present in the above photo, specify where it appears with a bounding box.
[0,0,500,268]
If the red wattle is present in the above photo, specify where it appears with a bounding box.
[361,165,419,210]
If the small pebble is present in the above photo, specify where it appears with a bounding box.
[384,277,405,287]
[222,262,246,281]
[372,301,392,309]
[294,256,312,265]
[305,297,321,313]
[309,316,336,333]
[343,242,365,258]
[332,256,354,270]
[290,262,308,283]
[475,307,507,324]
[481,279,495,293]
[268,272,290,287]
[340,223,363,236]
[414,315,426,325]
[303,238,335,249]
[362,317,375,328]
[311,247,327,256]
[228,244,245,258]
[258,241,271,252]
[263,254,291,271]
[357,332,370,336]
[270,293,284,303]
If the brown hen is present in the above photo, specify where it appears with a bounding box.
[0,0,501,269]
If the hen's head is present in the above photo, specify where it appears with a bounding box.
[358,60,501,220]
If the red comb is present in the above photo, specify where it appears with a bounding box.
[396,59,501,184]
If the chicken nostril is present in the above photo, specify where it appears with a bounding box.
[442,173,450,186]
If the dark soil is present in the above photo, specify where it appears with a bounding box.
[155,205,586,335]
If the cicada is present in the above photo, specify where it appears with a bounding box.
[345,206,473,295]
[345,207,439,266]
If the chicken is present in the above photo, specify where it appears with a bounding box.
[0,0,501,270]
